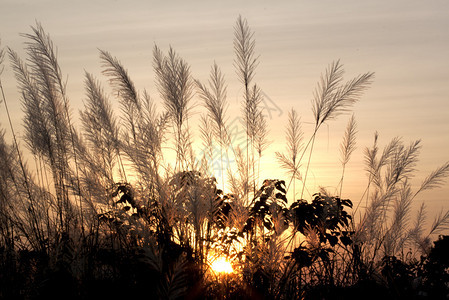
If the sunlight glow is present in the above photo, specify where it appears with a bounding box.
[211,257,234,274]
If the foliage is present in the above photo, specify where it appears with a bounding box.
[0,19,448,300]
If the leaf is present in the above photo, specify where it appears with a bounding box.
[326,233,339,247]
[275,192,287,203]
[340,235,352,246]
[342,199,353,208]
[292,247,313,267]
[275,180,287,194]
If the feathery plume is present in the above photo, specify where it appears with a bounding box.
[340,114,357,166]
[338,114,357,196]
[312,60,374,128]
[414,161,449,197]
[276,108,304,198]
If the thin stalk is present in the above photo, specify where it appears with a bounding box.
[1,79,46,250]
[1,80,35,203]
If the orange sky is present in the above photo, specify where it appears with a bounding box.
[1,1,448,225]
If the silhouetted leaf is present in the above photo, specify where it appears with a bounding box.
[340,235,352,246]
[275,192,287,203]
[292,247,313,267]
[326,233,338,247]
[342,199,353,208]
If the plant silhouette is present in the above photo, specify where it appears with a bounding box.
[1,19,449,299]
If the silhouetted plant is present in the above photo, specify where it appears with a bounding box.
[1,17,449,300]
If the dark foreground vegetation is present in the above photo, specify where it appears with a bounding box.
[1,17,448,299]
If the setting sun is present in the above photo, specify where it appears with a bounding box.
[211,257,234,274]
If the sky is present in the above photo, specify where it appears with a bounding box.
[1,0,448,226]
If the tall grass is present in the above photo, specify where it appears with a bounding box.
[276,109,304,200]
[1,19,449,299]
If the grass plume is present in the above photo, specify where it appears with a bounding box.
[0,17,448,300]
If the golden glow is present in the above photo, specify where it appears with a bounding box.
[210,257,233,274]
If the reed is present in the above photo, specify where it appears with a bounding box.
[0,18,448,299]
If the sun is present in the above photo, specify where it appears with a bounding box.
[210,257,234,274]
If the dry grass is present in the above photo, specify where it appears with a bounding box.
[0,18,448,299]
